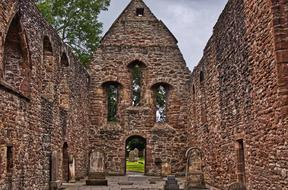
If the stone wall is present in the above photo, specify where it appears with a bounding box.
[0,0,287,189]
[89,0,191,176]
[0,0,90,189]
[188,0,288,189]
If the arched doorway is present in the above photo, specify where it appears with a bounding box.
[62,142,69,182]
[125,136,146,175]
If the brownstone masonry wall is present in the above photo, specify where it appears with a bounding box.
[0,0,287,189]
[188,0,288,189]
[89,0,191,176]
[0,0,90,189]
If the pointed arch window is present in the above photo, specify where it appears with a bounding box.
[103,82,120,122]
[128,61,146,106]
[42,36,55,100]
[61,52,69,67]
[152,83,171,123]
[3,12,31,96]
[59,53,70,109]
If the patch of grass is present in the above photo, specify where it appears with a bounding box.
[126,157,145,173]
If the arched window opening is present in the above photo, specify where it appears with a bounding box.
[153,83,170,123]
[129,61,145,106]
[61,53,69,67]
[103,82,120,122]
[3,12,30,95]
[59,79,70,109]
[43,36,53,54]
[200,71,204,82]
[156,85,167,122]
[132,64,141,106]
[42,36,55,100]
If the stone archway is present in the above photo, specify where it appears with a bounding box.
[125,135,146,175]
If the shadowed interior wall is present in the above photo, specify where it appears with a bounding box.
[0,0,90,189]
[188,0,288,189]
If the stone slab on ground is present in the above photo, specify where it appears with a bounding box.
[86,178,108,186]
[119,181,134,185]
[128,175,148,181]
[61,175,189,190]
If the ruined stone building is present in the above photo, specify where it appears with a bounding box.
[0,0,287,189]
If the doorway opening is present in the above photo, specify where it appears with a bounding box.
[125,136,146,175]
[62,142,69,182]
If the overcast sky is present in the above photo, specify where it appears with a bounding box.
[99,0,228,70]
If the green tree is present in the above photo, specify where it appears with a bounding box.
[156,85,167,122]
[107,84,118,122]
[126,138,146,152]
[36,0,110,65]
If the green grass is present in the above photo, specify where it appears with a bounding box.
[126,157,145,173]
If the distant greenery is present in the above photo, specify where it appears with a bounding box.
[126,157,145,173]
[107,84,118,122]
[36,0,110,65]
[132,64,141,106]
[156,85,167,122]
[126,137,145,152]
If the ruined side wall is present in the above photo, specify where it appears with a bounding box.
[0,0,90,189]
[188,0,288,189]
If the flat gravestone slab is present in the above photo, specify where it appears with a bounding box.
[149,178,163,184]
[118,182,134,185]
[148,178,164,182]
[86,179,108,186]
[128,175,147,181]
[228,183,247,190]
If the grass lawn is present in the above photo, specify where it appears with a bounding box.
[126,157,145,173]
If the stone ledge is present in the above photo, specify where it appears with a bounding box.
[126,106,151,113]
[151,123,176,133]
[99,122,124,132]
[0,80,30,101]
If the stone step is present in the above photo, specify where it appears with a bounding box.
[118,181,134,185]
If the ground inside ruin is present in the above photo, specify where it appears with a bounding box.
[62,173,219,190]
